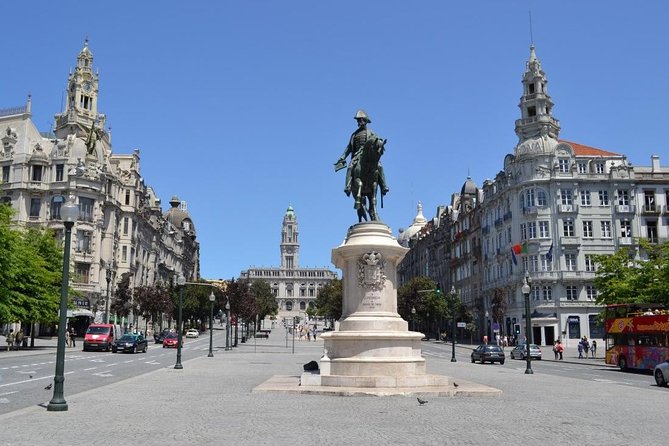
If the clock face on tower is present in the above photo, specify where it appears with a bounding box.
[82,81,92,92]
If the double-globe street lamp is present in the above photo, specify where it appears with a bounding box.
[522,270,533,374]
[173,273,186,370]
[47,195,79,412]
[208,291,215,357]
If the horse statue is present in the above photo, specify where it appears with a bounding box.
[335,110,390,223]
[351,137,386,222]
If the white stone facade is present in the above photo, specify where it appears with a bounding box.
[0,41,199,331]
[240,206,337,320]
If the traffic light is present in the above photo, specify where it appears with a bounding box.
[435,284,442,295]
[514,324,521,335]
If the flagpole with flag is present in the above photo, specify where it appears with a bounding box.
[546,242,554,264]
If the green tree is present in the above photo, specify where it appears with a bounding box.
[313,278,342,323]
[250,279,278,324]
[0,204,63,325]
[594,240,669,307]
[397,276,448,338]
[111,272,135,323]
[135,284,173,331]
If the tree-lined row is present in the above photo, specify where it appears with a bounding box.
[110,276,279,333]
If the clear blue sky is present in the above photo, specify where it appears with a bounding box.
[3,1,668,280]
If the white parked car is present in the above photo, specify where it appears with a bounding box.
[654,360,669,387]
[186,329,199,338]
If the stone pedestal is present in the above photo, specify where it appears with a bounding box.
[313,222,448,388]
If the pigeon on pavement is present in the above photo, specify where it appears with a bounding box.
[417,397,428,406]
[44,384,52,390]
[453,382,459,388]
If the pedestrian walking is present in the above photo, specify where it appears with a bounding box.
[6,329,14,351]
[65,329,70,347]
[583,338,590,359]
[15,330,24,350]
[311,326,317,342]
[591,340,597,358]
[556,341,563,360]
[69,328,76,348]
[553,341,559,360]
[577,342,583,359]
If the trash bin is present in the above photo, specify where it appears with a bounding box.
[241,336,246,343]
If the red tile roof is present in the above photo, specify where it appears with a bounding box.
[559,140,620,157]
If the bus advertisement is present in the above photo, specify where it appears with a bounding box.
[605,305,669,371]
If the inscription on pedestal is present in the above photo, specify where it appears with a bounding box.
[361,291,382,309]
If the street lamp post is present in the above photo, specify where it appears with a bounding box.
[450,286,457,363]
[208,291,215,357]
[484,310,489,344]
[47,194,79,412]
[104,266,112,324]
[411,306,416,332]
[225,299,231,351]
[174,273,185,370]
[522,270,533,374]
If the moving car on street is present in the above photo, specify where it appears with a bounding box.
[162,333,181,348]
[654,360,669,387]
[510,344,542,360]
[186,329,199,338]
[471,345,505,364]
[112,334,148,354]
[154,328,171,344]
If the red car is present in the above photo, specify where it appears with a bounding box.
[162,333,181,348]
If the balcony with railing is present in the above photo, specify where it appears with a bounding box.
[560,236,579,246]
[523,206,538,215]
[494,218,503,228]
[641,205,660,215]
[503,211,513,221]
[558,203,578,213]
[618,237,633,246]
[615,204,635,214]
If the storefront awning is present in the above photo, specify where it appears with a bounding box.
[66,309,94,318]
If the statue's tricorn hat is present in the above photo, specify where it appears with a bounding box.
[354,109,371,123]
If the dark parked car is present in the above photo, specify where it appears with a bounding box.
[154,329,171,344]
[471,345,506,364]
[112,334,148,353]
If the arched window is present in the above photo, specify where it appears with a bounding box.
[286,301,293,311]
[299,301,306,310]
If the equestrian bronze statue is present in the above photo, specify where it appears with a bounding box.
[334,110,389,222]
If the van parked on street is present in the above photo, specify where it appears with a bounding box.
[83,324,122,352]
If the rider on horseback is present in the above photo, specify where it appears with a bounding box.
[334,110,389,197]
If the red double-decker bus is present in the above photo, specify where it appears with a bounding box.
[605,304,669,371]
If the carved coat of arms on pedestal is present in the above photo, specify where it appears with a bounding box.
[358,251,386,291]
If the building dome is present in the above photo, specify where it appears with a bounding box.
[398,202,427,246]
[461,176,478,197]
[284,205,295,220]
[165,195,195,235]
[30,145,48,163]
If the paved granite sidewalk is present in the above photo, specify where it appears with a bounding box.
[1,329,660,446]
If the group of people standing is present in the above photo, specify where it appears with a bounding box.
[5,329,26,351]
[64,327,76,348]
[578,336,597,359]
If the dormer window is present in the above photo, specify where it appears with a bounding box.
[595,162,605,174]
[31,165,43,182]
[558,159,570,173]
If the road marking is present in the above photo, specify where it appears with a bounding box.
[17,371,36,375]
[0,398,9,404]
[83,367,97,371]
[92,372,113,378]
[0,391,18,397]
[91,359,106,363]
[105,363,118,367]
[123,360,134,364]
[0,371,74,388]
[144,361,160,365]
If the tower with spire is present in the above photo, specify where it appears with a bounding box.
[54,39,107,145]
[280,205,299,269]
[514,45,561,145]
